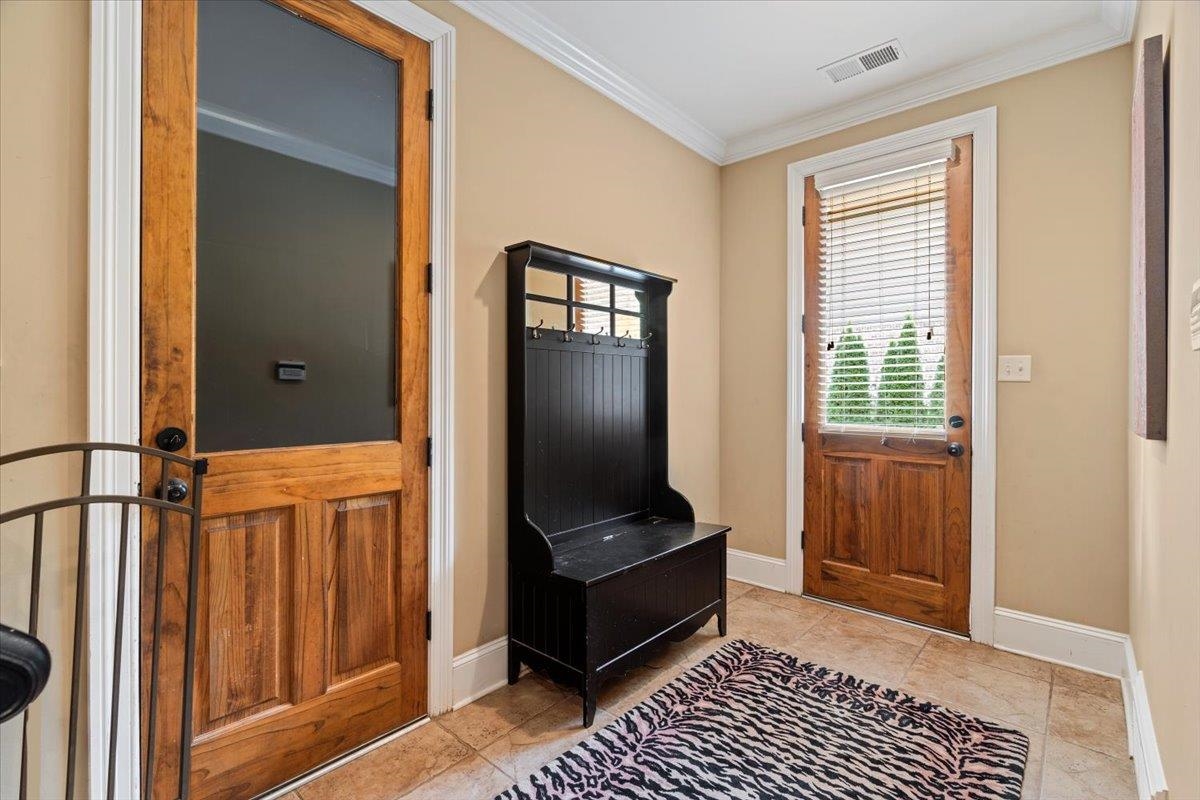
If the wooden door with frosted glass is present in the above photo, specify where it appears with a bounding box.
[802,136,973,633]
[140,1,429,796]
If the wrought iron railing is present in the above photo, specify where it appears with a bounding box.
[0,442,206,799]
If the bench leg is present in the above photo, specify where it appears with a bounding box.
[507,645,521,685]
[582,678,598,727]
[718,599,728,637]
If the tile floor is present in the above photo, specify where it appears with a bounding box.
[287,581,1136,800]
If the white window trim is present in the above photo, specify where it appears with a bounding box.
[785,107,998,642]
[87,2,455,796]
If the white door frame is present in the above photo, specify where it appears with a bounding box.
[86,2,455,796]
[784,107,998,642]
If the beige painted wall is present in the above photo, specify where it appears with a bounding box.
[4,5,1188,785]
[415,1,723,653]
[0,1,90,794]
[720,47,1134,632]
[1127,2,1200,797]
[0,0,721,747]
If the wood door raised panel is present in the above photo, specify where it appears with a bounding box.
[886,462,945,584]
[195,508,294,738]
[822,455,871,570]
[327,493,401,685]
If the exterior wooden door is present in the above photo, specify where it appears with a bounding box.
[802,136,973,633]
[140,1,430,797]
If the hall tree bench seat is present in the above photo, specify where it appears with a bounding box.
[506,241,731,726]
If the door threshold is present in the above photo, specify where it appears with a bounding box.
[801,594,970,641]
[255,716,432,800]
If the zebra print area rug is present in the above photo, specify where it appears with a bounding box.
[497,639,1029,800]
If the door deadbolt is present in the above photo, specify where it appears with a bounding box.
[948,415,965,429]
[947,442,965,457]
[155,427,188,452]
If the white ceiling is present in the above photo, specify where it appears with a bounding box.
[451,0,1137,164]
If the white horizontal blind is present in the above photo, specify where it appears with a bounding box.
[574,278,610,332]
[573,281,643,338]
[817,155,949,437]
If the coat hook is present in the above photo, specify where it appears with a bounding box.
[615,332,628,348]
[531,319,544,339]
[640,331,653,350]
[589,326,606,345]
[563,323,574,343]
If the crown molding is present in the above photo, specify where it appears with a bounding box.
[452,0,1136,167]
[1100,0,1138,41]
[449,0,725,163]
[724,5,1136,163]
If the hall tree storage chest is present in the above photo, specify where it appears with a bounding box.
[506,241,731,726]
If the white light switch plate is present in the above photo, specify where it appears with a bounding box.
[998,355,1032,382]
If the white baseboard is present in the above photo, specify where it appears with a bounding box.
[992,607,1127,677]
[1123,639,1170,800]
[450,636,513,710]
[727,548,788,591]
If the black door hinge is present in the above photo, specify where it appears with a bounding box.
[426,436,433,467]
[426,89,433,121]
[800,421,806,441]
[426,262,433,294]
[425,610,432,641]
[801,313,806,334]
[801,205,806,226]
[801,530,806,549]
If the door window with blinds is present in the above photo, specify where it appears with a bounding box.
[815,141,953,437]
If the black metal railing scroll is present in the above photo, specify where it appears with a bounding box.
[0,442,205,800]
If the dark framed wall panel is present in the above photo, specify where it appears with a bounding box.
[1131,34,1168,440]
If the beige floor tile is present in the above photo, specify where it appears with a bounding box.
[743,587,833,620]
[1019,730,1046,800]
[1040,737,1137,799]
[816,604,931,647]
[785,620,924,685]
[1052,665,1123,703]
[437,675,564,749]
[725,596,824,650]
[401,753,513,800]
[1047,684,1127,758]
[597,662,685,716]
[480,696,614,780]
[297,723,471,800]
[727,579,754,601]
[302,610,1128,800]
[924,633,1053,681]
[901,646,1052,732]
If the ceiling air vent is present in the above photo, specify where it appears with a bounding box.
[821,40,905,84]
